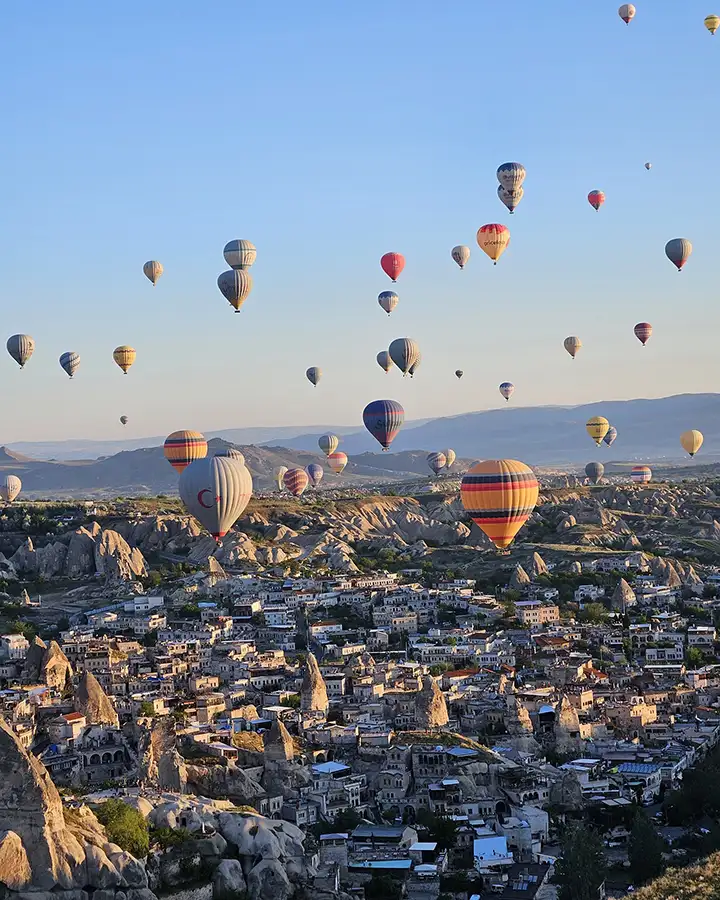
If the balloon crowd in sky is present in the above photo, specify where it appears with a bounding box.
[0,5,716,554]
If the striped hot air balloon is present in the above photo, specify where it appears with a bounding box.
[427,452,447,475]
[588,190,605,210]
[564,336,582,359]
[306,367,322,386]
[7,334,35,369]
[284,467,309,497]
[318,434,339,456]
[113,345,136,374]
[327,451,348,474]
[215,448,245,465]
[634,322,652,345]
[631,465,652,483]
[377,351,393,373]
[0,475,22,503]
[585,462,605,484]
[389,338,420,376]
[223,239,256,270]
[164,430,208,473]
[499,382,515,401]
[665,238,692,272]
[443,449,456,469]
[497,162,526,191]
[306,463,324,487]
[179,456,252,541]
[217,269,253,310]
[59,352,80,378]
[586,417,610,445]
[143,260,163,285]
[363,400,404,451]
[603,426,618,447]
[380,252,405,282]
[408,353,421,378]
[476,224,510,264]
[460,459,539,550]
[378,291,399,315]
[705,14,720,34]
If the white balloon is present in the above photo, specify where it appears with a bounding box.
[179,456,252,541]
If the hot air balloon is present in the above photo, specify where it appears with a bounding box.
[319,433,339,456]
[164,430,208,473]
[443,449,456,469]
[378,291,399,315]
[427,452,447,475]
[455,370,463,379]
[217,270,253,311]
[476,224,510,264]
[408,354,421,378]
[306,463,324,487]
[564,336,582,359]
[452,245,471,268]
[306,367,322,386]
[328,452,348,474]
[273,466,288,491]
[706,14,720,34]
[665,238,692,271]
[497,185,524,214]
[0,475,21,503]
[59,351,80,378]
[363,400,404,451]
[179,456,252,541]
[645,162,652,170]
[499,382,515,402]
[380,252,405,282]
[681,430,704,457]
[634,322,652,345]
[143,260,163,285]
[113,345,136,374]
[7,334,35,369]
[603,426,618,447]
[460,459,539,550]
[586,417,610,445]
[223,239,257,270]
[497,162,526,192]
[619,4,635,24]
[631,465,652,483]
[216,448,245,465]
[585,462,605,484]
[377,351,393,373]
[389,338,420,376]
[588,190,605,210]
[284,467,309,497]
[120,415,129,426]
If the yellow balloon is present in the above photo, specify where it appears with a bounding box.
[705,14,720,33]
[113,345,136,374]
[586,416,610,445]
[476,224,510,264]
[680,430,704,457]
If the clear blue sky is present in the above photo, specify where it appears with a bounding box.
[0,0,717,441]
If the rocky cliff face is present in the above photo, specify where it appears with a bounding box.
[140,717,187,792]
[611,577,637,611]
[263,718,295,762]
[415,675,449,730]
[40,641,73,691]
[22,636,47,681]
[300,653,328,714]
[75,671,119,726]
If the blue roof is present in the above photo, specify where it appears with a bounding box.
[350,860,412,870]
[447,746,478,758]
[312,761,350,775]
[617,762,661,774]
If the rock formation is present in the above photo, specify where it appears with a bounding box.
[22,635,47,681]
[40,640,73,691]
[300,653,329,714]
[611,577,636,611]
[140,716,187,791]
[554,696,582,756]
[529,552,549,578]
[509,565,530,588]
[415,675,449,730]
[75,670,119,727]
[185,761,264,806]
[263,718,295,762]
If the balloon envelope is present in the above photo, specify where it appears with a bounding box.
[306,463,324,487]
[585,462,605,484]
[380,252,405,282]
[645,162,652,170]
[113,345,135,374]
[588,190,605,210]
[363,400,404,451]
[497,185,524,213]
[451,245,471,268]
[215,448,245,465]
[680,430,704,457]
[619,3,635,23]
[706,14,720,33]
[408,353,421,377]
[389,338,420,376]
[455,370,464,379]
[179,456,253,541]
[318,433,339,456]
[327,451,348,474]
[634,322,652,345]
[443,449,456,468]
[0,475,21,503]
[603,426,618,447]
[143,260,163,285]
[497,162,526,191]
[284,467,309,497]
[7,334,35,369]
[273,466,288,491]
[564,336,582,359]
[59,351,80,378]
[223,239,256,270]
[164,430,208,473]
[217,269,253,310]
[120,415,129,426]
[378,291,399,315]
[631,465,652,483]
[586,416,610,445]
[377,351,393,373]
[499,382,515,401]
[461,459,539,550]
[427,452,447,475]
[306,367,322,386]
[476,224,510,264]
[665,238,692,271]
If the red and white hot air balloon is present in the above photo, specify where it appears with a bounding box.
[588,190,605,211]
[380,252,405,282]
[634,322,652,346]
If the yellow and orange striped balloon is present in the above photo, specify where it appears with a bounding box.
[164,430,208,473]
[113,345,136,374]
[460,459,539,550]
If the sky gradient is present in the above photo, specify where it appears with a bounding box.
[0,1,717,441]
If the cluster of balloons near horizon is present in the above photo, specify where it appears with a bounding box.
[618,5,720,35]
[427,449,456,475]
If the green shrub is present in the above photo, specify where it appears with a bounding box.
[95,799,149,858]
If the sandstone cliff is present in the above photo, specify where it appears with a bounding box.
[300,653,329,714]
[75,671,119,727]
[415,675,449,729]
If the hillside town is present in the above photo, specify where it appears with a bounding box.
[3,477,720,900]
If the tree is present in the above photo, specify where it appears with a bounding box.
[686,647,706,668]
[578,602,608,624]
[628,813,664,885]
[139,701,155,717]
[553,823,606,900]
[280,694,301,709]
[95,800,149,858]
[415,809,458,851]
